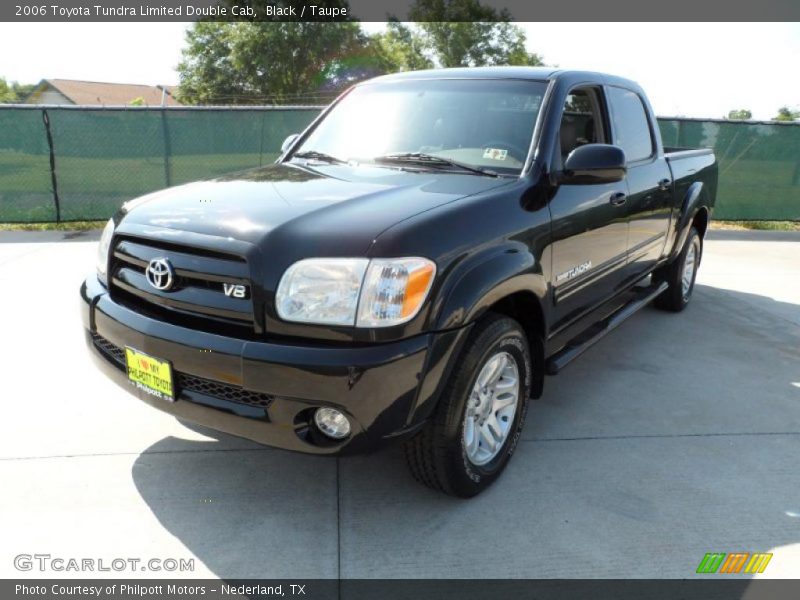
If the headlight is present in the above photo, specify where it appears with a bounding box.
[357,258,436,327]
[276,258,369,325]
[275,257,436,328]
[96,218,115,285]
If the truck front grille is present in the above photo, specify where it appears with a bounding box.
[90,333,273,410]
[93,334,125,363]
[108,237,257,335]
[176,372,273,408]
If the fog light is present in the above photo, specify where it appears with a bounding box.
[314,407,351,440]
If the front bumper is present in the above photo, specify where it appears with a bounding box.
[81,275,468,455]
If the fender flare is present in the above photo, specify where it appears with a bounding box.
[409,247,548,425]
[669,181,708,260]
[431,244,548,333]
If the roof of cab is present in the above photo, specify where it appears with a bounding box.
[367,66,643,92]
[371,66,561,82]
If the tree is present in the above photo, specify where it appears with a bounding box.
[407,0,544,67]
[177,0,546,105]
[177,21,387,105]
[0,78,14,103]
[0,77,35,103]
[773,106,800,122]
[726,109,752,120]
[371,22,434,72]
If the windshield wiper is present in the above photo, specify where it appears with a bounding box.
[372,152,498,177]
[292,150,347,164]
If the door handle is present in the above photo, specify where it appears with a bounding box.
[658,178,672,191]
[610,192,627,206]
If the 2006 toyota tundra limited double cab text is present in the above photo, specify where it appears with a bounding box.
[82,68,717,497]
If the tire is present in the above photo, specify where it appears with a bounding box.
[654,226,702,312]
[404,314,532,497]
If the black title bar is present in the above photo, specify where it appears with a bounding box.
[4,0,800,22]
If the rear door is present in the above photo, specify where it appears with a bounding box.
[549,87,630,332]
[605,86,673,279]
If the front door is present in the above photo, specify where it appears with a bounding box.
[549,87,630,333]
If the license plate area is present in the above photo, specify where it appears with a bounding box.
[124,347,175,402]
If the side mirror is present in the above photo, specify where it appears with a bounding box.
[560,144,626,184]
[281,133,299,154]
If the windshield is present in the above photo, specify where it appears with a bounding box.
[292,78,548,176]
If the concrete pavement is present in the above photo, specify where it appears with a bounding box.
[0,229,798,579]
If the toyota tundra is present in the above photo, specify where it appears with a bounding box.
[82,67,717,496]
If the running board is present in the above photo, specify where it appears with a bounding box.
[545,281,668,375]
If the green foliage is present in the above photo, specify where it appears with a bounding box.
[0,77,35,103]
[0,77,14,103]
[726,109,752,120]
[773,106,800,122]
[408,0,544,67]
[177,20,388,105]
[128,97,146,106]
[176,0,546,105]
[371,22,434,72]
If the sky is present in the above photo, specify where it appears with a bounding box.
[0,22,797,119]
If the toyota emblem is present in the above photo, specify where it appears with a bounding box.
[145,257,174,291]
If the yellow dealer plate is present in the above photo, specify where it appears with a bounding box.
[125,347,174,401]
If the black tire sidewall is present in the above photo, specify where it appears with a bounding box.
[654,226,702,312]
[443,318,532,495]
[681,231,702,304]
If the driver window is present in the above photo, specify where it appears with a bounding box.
[559,88,606,162]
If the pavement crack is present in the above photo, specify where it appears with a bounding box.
[0,446,274,462]
[0,245,50,268]
[5,431,800,461]
[522,431,800,443]
[336,456,342,594]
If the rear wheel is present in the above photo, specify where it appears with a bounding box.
[404,314,532,497]
[654,226,702,312]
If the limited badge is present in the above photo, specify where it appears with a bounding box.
[483,148,508,161]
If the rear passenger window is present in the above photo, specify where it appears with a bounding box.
[608,87,653,162]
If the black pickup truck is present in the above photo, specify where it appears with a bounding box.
[82,67,717,497]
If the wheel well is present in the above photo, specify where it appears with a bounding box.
[693,207,709,239]
[485,291,546,398]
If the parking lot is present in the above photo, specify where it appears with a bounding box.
[0,228,798,579]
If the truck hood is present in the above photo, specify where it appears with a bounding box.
[120,163,512,257]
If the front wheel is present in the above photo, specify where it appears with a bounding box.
[404,314,532,497]
[654,226,702,312]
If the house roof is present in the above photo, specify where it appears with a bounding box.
[33,79,181,106]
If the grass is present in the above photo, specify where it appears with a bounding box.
[711,220,800,231]
[0,220,106,231]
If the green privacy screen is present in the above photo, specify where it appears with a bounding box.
[658,118,800,220]
[0,106,321,223]
[1,106,798,222]
[0,108,56,222]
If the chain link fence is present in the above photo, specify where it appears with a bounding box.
[0,105,798,222]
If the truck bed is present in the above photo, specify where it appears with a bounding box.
[664,146,714,159]
[664,147,717,199]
